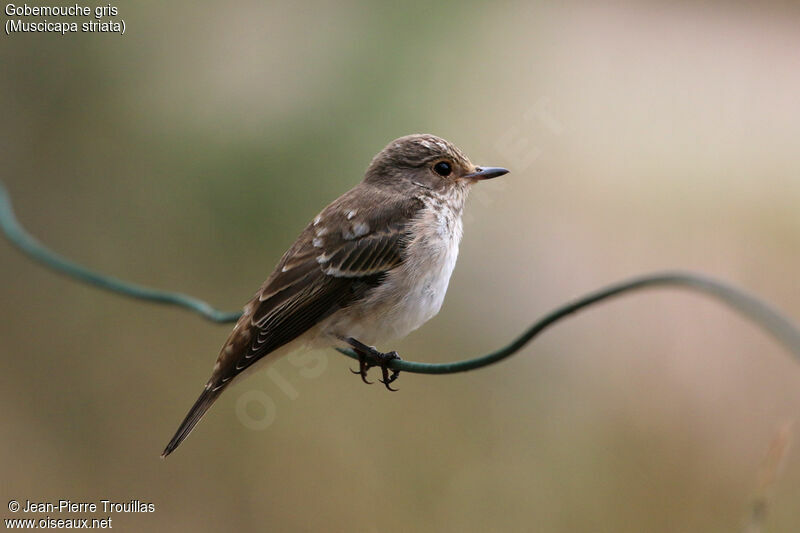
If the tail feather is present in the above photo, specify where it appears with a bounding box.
[161,385,224,458]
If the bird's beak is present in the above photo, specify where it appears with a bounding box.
[463,166,509,180]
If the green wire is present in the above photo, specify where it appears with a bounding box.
[0,182,241,323]
[337,271,800,374]
[3,180,800,375]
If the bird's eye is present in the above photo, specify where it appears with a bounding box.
[433,161,452,177]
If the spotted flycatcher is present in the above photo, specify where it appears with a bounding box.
[162,134,509,456]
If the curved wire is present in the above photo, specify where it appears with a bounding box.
[337,271,800,373]
[3,180,800,375]
[0,182,241,323]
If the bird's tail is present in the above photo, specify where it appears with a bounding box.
[161,385,225,458]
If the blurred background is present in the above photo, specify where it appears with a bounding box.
[2,1,800,531]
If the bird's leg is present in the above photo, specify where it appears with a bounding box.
[344,337,401,391]
[350,346,373,385]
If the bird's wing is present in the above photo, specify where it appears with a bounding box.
[212,187,424,386]
[162,187,424,456]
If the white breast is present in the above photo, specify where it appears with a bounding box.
[320,192,466,345]
[381,203,463,339]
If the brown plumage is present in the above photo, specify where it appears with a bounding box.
[162,134,508,456]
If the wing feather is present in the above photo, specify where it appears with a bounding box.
[209,187,424,386]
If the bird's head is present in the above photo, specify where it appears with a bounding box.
[363,134,509,193]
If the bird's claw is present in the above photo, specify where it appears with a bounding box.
[345,338,401,391]
[379,353,401,391]
[349,356,373,384]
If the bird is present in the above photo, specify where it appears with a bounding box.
[161,134,509,457]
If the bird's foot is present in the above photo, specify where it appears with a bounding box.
[345,337,401,391]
